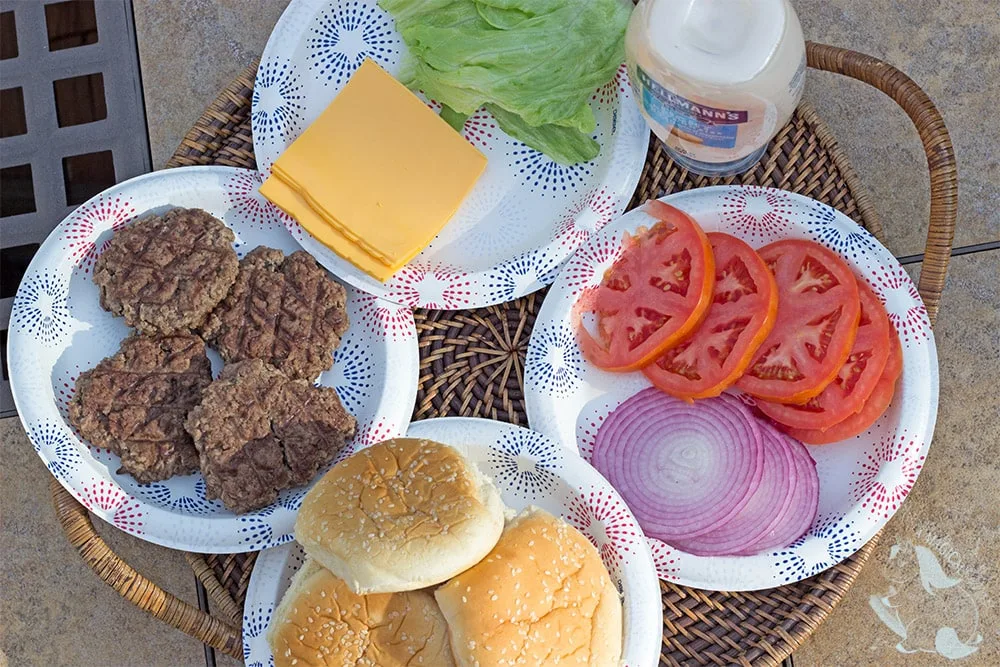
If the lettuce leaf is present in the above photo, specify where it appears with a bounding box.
[380,0,628,164]
[486,104,599,165]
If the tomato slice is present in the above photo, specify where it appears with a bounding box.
[643,232,778,400]
[735,239,861,404]
[756,279,890,429]
[578,200,714,372]
[780,330,902,444]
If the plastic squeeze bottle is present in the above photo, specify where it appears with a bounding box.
[626,0,806,177]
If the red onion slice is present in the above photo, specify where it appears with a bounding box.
[737,424,819,555]
[592,389,764,541]
[668,423,798,556]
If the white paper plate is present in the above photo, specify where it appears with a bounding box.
[253,0,648,309]
[8,166,419,552]
[243,417,662,666]
[525,185,939,591]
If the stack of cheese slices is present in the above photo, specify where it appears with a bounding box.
[260,60,487,282]
[267,437,623,666]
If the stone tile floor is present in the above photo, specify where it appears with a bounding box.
[1,0,997,665]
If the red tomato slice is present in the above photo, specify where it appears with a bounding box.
[579,200,714,372]
[781,330,902,444]
[643,232,778,400]
[735,239,861,404]
[756,279,891,429]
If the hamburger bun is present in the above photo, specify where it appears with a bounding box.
[295,438,505,593]
[435,507,623,666]
[267,558,455,666]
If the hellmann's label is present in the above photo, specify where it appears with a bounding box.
[636,66,748,149]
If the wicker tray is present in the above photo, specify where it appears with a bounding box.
[50,41,957,666]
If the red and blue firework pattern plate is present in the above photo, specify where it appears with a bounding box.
[252,0,649,309]
[524,185,939,591]
[242,418,662,666]
[8,166,419,553]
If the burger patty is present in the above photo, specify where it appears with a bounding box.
[184,359,356,514]
[201,247,349,381]
[93,207,240,335]
[68,334,212,483]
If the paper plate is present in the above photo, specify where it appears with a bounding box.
[243,417,662,666]
[524,185,938,591]
[253,0,649,309]
[7,166,419,553]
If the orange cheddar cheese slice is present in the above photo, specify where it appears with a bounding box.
[260,59,487,282]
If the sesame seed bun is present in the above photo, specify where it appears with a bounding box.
[267,558,455,666]
[434,507,623,666]
[294,438,505,594]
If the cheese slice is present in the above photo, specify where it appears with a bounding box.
[260,58,487,281]
[260,175,407,280]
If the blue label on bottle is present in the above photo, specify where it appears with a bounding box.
[637,67,748,149]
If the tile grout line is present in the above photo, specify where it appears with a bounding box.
[895,240,1000,265]
[195,576,217,667]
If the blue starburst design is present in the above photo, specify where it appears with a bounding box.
[239,513,292,550]
[31,422,81,480]
[133,482,218,514]
[487,429,563,497]
[133,482,172,505]
[191,478,227,512]
[306,1,400,86]
[483,251,559,303]
[329,339,373,412]
[278,487,309,512]
[243,604,273,662]
[805,202,878,260]
[525,324,584,397]
[773,514,862,582]
[509,147,592,196]
[28,421,65,454]
[252,59,306,143]
[11,272,71,346]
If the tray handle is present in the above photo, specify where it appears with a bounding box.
[50,478,244,659]
[806,42,958,325]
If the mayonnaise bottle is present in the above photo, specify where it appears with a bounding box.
[625,0,806,177]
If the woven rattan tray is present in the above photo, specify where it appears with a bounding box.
[50,41,957,665]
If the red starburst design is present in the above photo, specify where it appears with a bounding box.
[279,210,303,239]
[113,498,145,535]
[81,480,122,511]
[565,487,640,576]
[357,419,396,447]
[851,430,925,519]
[561,234,623,298]
[462,109,499,150]
[54,365,80,420]
[868,266,930,346]
[648,538,680,581]
[422,92,442,113]
[384,264,474,309]
[553,188,617,247]
[578,406,612,463]
[63,196,135,273]
[354,294,415,341]
[719,186,793,243]
[225,171,283,230]
[337,419,396,464]
[592,63,629,106]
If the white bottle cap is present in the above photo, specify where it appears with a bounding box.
[647,0,787,85]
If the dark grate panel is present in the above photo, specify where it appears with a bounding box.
[0,0,151,417]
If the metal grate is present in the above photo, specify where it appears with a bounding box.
[0,0,150,417]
